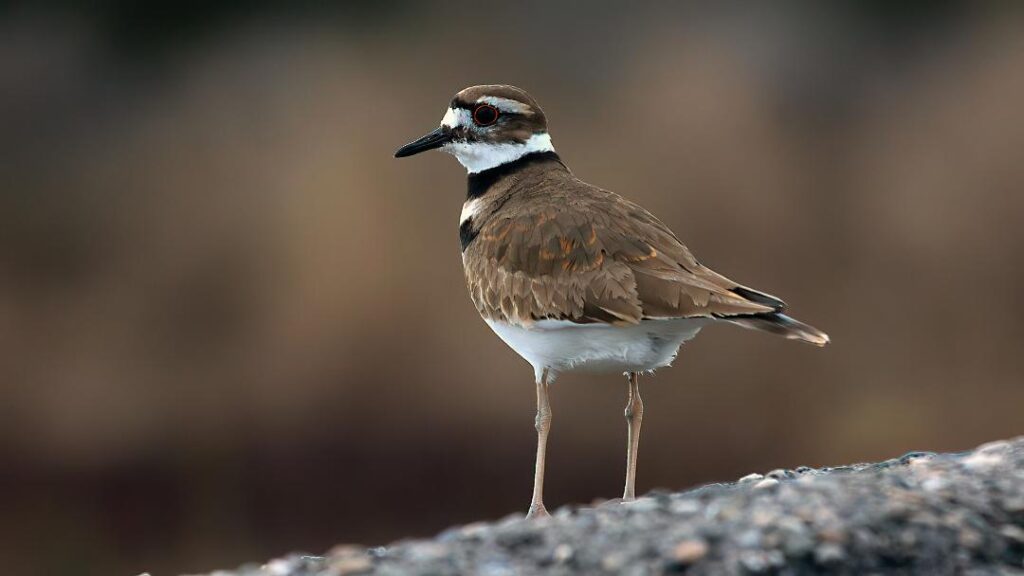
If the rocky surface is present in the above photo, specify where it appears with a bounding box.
[187,438,1024,575]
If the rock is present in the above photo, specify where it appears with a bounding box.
[188,436,1024,575]
[671,538,708,564]
[814,542,846,565]
[327,556,372,576]
[753,478,780,490]
[552,543,574,564]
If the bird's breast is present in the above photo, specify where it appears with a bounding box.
[483,318,709,379]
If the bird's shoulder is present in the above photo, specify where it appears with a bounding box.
[470,177,692,275]
[464,177,778,326]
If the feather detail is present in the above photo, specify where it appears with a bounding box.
[728,313,830,346]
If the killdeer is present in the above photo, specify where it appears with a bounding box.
[395,85,828,519]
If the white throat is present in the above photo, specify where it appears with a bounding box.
[444,133,555,173]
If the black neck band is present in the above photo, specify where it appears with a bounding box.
[466,151,562,199]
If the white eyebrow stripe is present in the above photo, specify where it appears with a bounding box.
[476,96,532,115]
[441,107,471,128]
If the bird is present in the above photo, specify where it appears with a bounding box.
[394,85,828,519]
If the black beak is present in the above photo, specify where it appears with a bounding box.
[394,127,452,158]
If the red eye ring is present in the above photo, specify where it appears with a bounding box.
[472,104,500,126]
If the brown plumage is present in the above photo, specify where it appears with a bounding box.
[395,84,829,519]
[461,152,813,330]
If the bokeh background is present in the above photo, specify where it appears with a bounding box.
[3,2,1024,574]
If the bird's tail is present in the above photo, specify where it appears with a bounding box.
[729,313,830,346]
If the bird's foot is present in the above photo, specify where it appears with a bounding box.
[525,502,550,519]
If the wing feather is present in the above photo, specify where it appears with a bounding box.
[464,183,775,326]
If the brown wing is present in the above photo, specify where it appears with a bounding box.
[464,185,780,326]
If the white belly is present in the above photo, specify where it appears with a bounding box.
[484,318,709,381]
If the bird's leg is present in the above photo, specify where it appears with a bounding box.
[623,371,644,501]
[527,368,552,519]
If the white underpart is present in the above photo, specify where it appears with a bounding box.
[484,318,709,382]
[446,133,555,173]
[460,197,483,225]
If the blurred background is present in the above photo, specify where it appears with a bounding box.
[2,1,1024,574]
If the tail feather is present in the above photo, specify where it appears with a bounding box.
[730,286,786,312]
[729,313,830,346]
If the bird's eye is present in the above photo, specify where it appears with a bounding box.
[472,104,499,126]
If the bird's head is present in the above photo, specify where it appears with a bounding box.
[394,85,554,173]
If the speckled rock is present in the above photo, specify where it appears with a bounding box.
[185,437,1024,575]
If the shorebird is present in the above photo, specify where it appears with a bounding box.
[395,85,828,518]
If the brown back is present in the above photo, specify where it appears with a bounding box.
[462,155,780,326]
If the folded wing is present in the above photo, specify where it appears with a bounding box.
[464,187,781,326]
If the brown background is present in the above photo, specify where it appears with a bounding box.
[2,2,1023,575]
